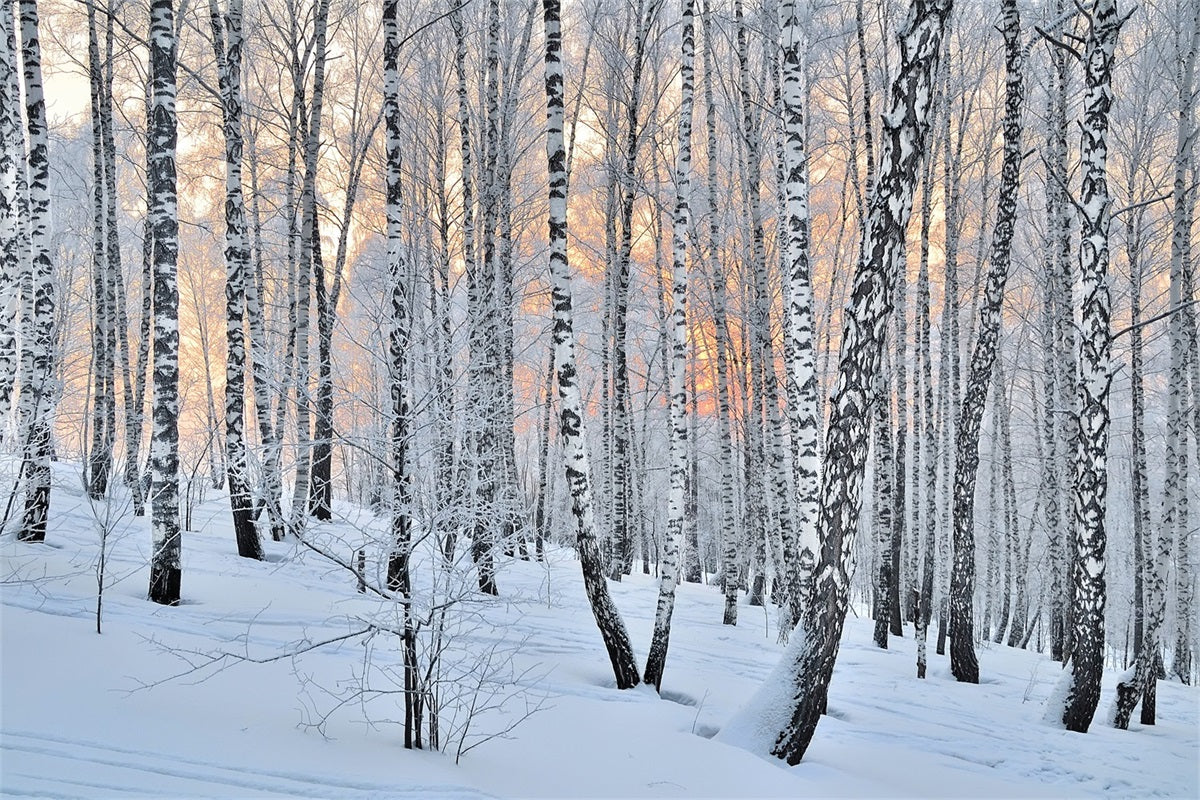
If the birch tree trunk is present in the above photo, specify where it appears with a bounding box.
[948,0,1023,684]
[210,0,263,560]
[291,0,331,530]
[541,0,640,688]
[86,2,114,500]
[644,0,694,691]
[1168,4,1199,685]
[146,0,182,604]
[16,0,56,543]
[780,0,818,628]
[720,0,950,764]
[0,2,20,428]
[382,0,419,747]
[1057,0,1122,734]
[699,0,740,626]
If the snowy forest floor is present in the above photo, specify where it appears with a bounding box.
[1,462,1197,798]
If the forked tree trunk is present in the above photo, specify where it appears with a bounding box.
[643,0,694,692]
[542,0,640,687]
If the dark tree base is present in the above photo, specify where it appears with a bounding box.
[149,566,181,605]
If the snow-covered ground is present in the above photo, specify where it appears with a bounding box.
[2,466,1197,798]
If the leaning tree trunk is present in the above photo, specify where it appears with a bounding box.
[211,0,264,560]
[948,0,1023,685]
[719,0,950,765]
[1056,0,1122,734]
[16,0,56,543]
[643,0,694,692]
[541,0,640,689]
[146,0,182,605]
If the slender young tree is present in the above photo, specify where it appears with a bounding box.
[147,0,182,605]
[16,0,56,543]
[721,0,950,764]
[86,1,115,500]
[1056,0,1123,734]
[382,0,419,746]
[541,0,640,688]
[948,0,1024,684]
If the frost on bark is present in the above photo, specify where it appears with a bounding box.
[0,2,20,427]
[541,0,640,689]
[210,0,263,560]
[722,0,950,765]
[16,0,56,543]
[643,0,694,693]
[147,0,182,605]
[1057,0,1123,734]
[948,0,1024,685]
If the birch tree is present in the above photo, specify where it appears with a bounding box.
[147,0,183,605]
[948,0,1024,684]
[210,0,264,560]
[1056,0,1124,734]
[0,2,20,427]
[16,0,56,543]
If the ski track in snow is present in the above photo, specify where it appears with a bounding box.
[2,463,1197,798]
[2,730,495,799]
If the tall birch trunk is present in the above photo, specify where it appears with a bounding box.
[146,0,182,604]
[1057,0,1122,734]
[210,0,263,560]
[699,0,740,625]
[948,0,1023,684]
[780,0,818,627]
[16,0,56,543]
[0,2,20,428]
